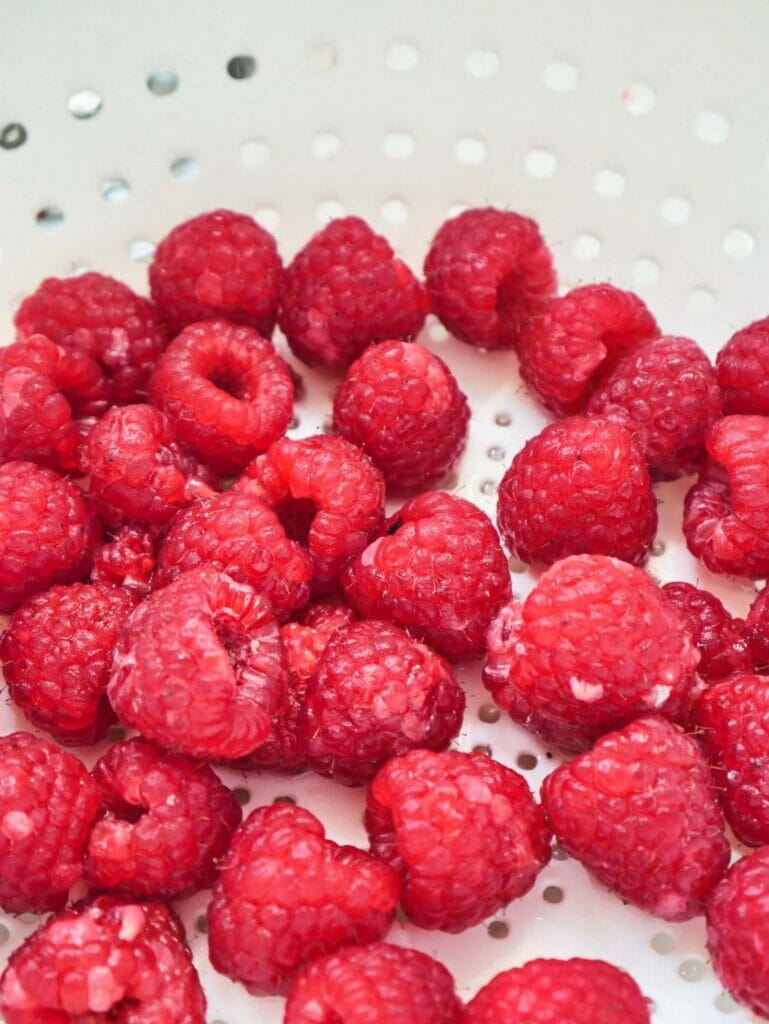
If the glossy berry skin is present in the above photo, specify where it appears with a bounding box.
[108,568,286,760]
[365,749,551,932]
[484,556,700,751]
[423,207,556,350]
[542,716,729,920]
[464,958,651,1024]
[208,803,401,995]
[85,738,242,897]
[0,582,135,745]
[497,417,657,567]
[663,581,750,683]
[517,284,658,415]
[717,316,769,415]
[342,491,511,661]
[149,208,282,336]
[149,319,294,474]
[332,339,470,490]
[0,732,101,913]
[0,895,206,1024]
[284,942,464,1024]
[0,461,101,613]
[279,216,429,372]
[91,524,157,599]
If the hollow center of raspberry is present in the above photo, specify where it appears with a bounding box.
[215,616,251,678]
[107,800,148,825]
[275,496,317,545]
[208,367,248,401]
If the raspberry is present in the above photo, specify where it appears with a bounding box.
[0,582,135,745]
[108,568,286,760]
[745,586,769,668]
[91,524,157,598]
[84,404,216,528]
[284,942,463,1024]
[298,620,465,785]
[208,803,401,994]
[342,491,511,661]
[423,207,556,349]
[541,716,729,920]
[0,461,101,613]
[236,435,385,591]
[464,958,651,1024]
[15,272,169,403]
[332,339,470,490]
[683,416,769,577]
[148,319,294,474]
[497,417,657,567]
[662,581,750,682]
[149,209,282,336]
[0,895,206,1024]
[517,284,659,415]
[587,335,722,480]
[0,732,101,913]
[153,489,313,621]
[365,749,551,931]
[484,556,699,751]
[717,316,769,415]
[278,216,429,372]
[85,737,242,897]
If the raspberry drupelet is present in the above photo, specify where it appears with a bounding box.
[717,315,769,415]
[91,523,157,598]
[745,585,769,668]
[662,581,750,682]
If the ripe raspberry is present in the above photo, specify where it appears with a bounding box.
[342,491,511,661]
[423,207,556,349]
[464,958,651,1024]
[108,568,286,760]
[237,435,385,591]
[497,417,657,567]
[85,738,241,897]
[717,316,769,415]
[0,895,206,1024]
[0,461,101,613]
[15,272,169,402]
[278,216,429,372]
[332,339,470,490]
[745,586,769,668]
[517,284,659,415]
[542,716,729,920]
[663,581,750,682]
[91,523,157,598]
[587,335,722,480]
[208,803,401,994]
[149,319,294,474]
[365,749,551,931]
[0,732,101,913]
[0,582,135,745]
[153,489,313,621]
[149,209,282,336]
[284,942,463,1024]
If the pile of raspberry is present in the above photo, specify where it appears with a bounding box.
[0,204,766,1024]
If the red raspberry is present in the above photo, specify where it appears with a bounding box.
[149,209,282,336]
[208,803,401,994]
[85,737,241,897]
[423,207,556,350]
[365,749,551,931]
[332,339,470,490]
[0,461,101,613]
[342,491,511,661]
[108,568,286,760]
[541,716,729,920]
[0,582,135,745]
[0,895,206,1024]
[716,316,769,415]
[745,586,769,668]
[284,942,463,1024]
[91,524,157,599]
[464,958,651,1024]
[587,335,722,480]
[497,417,657,567]
[663,581,750,683]
[236,435,385,592]
[517,284,658,415]
[278,216,429,372]
[15,272,169,403]
[0,732,101,913]
[148,319,294,474]
[153,489,313,621]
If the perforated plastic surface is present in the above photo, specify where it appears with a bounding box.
[2,1,769,1020]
